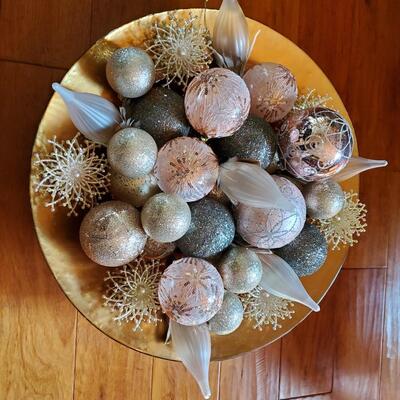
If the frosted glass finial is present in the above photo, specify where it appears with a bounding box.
[333,156,388,182]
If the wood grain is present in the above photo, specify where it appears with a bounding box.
[151,359,220,400]
[74,315,153,400]
[219,341,281,400]
[380,171,400,399]
[0,61,76,399]
[0,0,92,69]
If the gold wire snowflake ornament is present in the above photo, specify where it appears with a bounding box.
[103,257,163,332]
[34,135,110,216]
[146,12,213,89]
[240,287,295,331]
[293,88,332,111]
[312,191,367,250]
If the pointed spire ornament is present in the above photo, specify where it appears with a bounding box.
[213,0,259,75]
[333,156,388,182]
[52,83,121,144]
[170,321,212,399]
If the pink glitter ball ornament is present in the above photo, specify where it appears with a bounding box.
[236,176,306,249]
[158,257,224,326]
[243,63,298,123]
[184,68,250,138]
[154,137,219,202]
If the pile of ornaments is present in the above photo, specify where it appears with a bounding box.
[35,3,387,399]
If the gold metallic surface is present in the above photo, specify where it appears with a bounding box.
[30,9,359,361]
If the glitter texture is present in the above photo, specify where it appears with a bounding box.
[129,87,190,148]
[208,291,244,335]
[312,191,367,250]
[278,107,353,182]
[103,257,163,332]
[236,176,306,249]
[146,12,213,89]
[34,135,110,216]
[107,127,157,179]
[143,238,176,260]
[110,171,160,207]
[79,201,147,267]
[212,115,276,168]
[243,63,298,122]
[240,287,295,331]
[177,198,235,258]
[158,257,224,325]
[154,137,219,202]
[303,178,345,219]
[141,193,191,243]
[274,223,328,277]
[184,68,250,138]
[218,247,263,294]
[106,47,155,98]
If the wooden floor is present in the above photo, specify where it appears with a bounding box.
[0,1,399,399]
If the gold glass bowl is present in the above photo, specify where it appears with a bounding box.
[30,9,358,361]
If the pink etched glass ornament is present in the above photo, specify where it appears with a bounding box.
[243,63,298,122]
[236,176,306,249]
[278,107,353,182]
[184,68,250,138]
[158,257,224,326]
[154,137,219,202]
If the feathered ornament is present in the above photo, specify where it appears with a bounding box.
[146,12,213,89]
[240,286,295,331]
[103,257,163,332]
[312,191,367,250]
[34,134,110,216]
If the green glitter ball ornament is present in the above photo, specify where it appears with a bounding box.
[274,223,328,277]
[176,198,235,258]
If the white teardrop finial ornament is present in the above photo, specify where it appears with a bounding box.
[171,321,212,399]
[52,83,121,145]
[257,252,320,312]
[218,159,295,211]
[333,156,388,182]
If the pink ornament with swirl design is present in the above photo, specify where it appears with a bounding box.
[243,63,298,122]
[158,257,224,326]
[278,107,353,181]
[154,137,219,202]
[184,68,250,138]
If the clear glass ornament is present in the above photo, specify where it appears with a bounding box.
[170,320,211,399]
[257,252,320,312]
[333,156,388,182]
[218,158,294,211]
[52,83,121,144]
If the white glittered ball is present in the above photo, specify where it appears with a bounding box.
[236,176,306,249]
[107,127,157,179]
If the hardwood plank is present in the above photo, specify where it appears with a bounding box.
[380,172,400,399]
[345,170,389,269]
[280,293,335,399]
[0,0,92,69]
[219,341,281,400]
[74,315,153,400]
[152,358,220,400]
[0,61,76,399]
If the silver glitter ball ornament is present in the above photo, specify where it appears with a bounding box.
[129,87,191,147]
[107,127,157,179]
[141,193,191,243]
[79,201,147,267]
[212,115,276,168]
[110,170,160,207]
[208,291,244,335]
[218,247,263,294]
[106,47,155,98]
[274,223,328,277]
[278,107,353,182]
[176,198,235,258]
[303,179,345,219]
